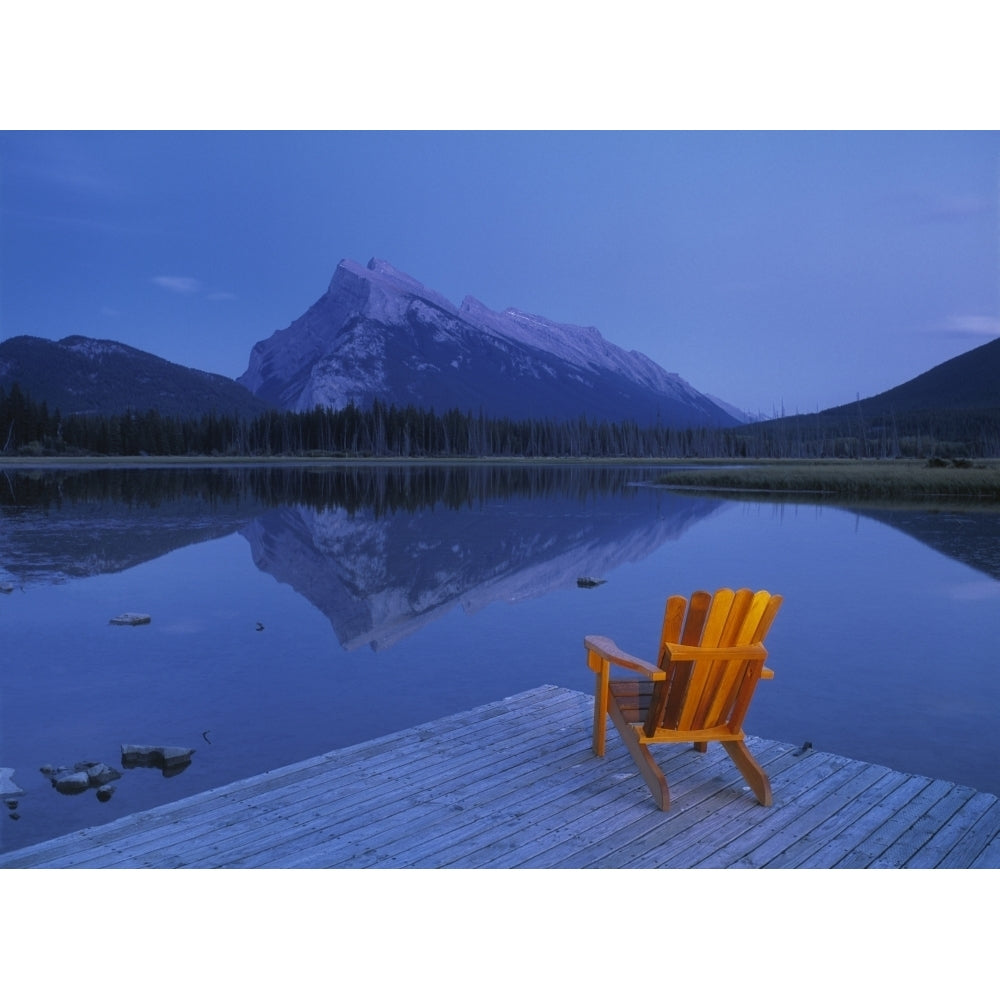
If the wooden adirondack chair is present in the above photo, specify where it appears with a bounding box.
[585,587,783,811]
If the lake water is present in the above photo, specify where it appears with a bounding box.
[2,462,999,855]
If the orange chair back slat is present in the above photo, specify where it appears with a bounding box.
[674,588,735,730]
[655,591,710,733]
[692,588,774,729]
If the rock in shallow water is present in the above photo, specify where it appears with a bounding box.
[0,767,25,797]
[84,762,123,785]
[53,770,92,794]
[121,745,196,776]
[109,612,151,626]
[42,760,124,796]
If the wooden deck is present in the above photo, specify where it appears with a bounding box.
[2,685,998,868]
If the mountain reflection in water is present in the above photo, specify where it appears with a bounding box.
[241,483,723,652]
[1,464,725,646]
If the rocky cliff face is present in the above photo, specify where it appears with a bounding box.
[239,258,740,426]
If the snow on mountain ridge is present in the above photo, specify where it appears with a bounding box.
[340,257,459,318]
[460,299,702,403]
[343,260,675,394]
[313,259,691,397]
[455,295,701,402]
[62,336,133,359]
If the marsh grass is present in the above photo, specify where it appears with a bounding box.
[654,459,1000,503]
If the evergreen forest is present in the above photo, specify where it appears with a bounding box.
[3,381,1000,461]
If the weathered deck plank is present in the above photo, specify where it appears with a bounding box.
[704,758,895,869]
[538,741,799,870]
[761,768,912,868]
[1,685,997,869]
[937,799,1000,868]
[902,791,999,869]
[792,774,933,869]
[831,778,957,868]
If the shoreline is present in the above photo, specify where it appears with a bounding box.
[0,454,716,470]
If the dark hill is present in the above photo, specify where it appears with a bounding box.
[746,337,1000,457]
[823,336,1000,416]
[0,335,267,419]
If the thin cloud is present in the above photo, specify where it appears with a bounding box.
[942,314,1000,338]
[892,190,994,225]
[917,195,997,222]
[925,195,992,221]
[948,579,1000,602]
[153,275,202,294]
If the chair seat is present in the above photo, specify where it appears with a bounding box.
[609,679,748,744]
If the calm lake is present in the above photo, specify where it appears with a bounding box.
[2,462,999,854]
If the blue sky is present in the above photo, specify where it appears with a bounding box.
[2,129,998,416]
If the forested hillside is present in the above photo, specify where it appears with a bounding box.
[745,337,1000,459]
[0,335,266,419]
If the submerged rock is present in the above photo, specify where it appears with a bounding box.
[109,612,151,626]
[84,761,123,785]
[121,744,195,777]
[42,760,123,797]
[53,770,91,794]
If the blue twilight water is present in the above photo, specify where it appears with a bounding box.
[2,463,999,854]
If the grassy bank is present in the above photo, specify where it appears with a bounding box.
[654,459,1000,502]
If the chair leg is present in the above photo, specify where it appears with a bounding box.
[723,740,773,806]
[628,741,671,811]
[693,741,708,753]
[591,661,610,756]
[608,698,670,810]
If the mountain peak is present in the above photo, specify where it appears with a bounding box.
[366,257,411,280]
[329,257,459,316]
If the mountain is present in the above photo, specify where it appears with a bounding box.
[820,336,1000,417]
[706,394,766,424]
[746,336,1000,457]
[0,335,267,418]
[238,258,740,427]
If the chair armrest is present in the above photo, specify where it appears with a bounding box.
[662,641,768,663]
[584,635,662,679]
